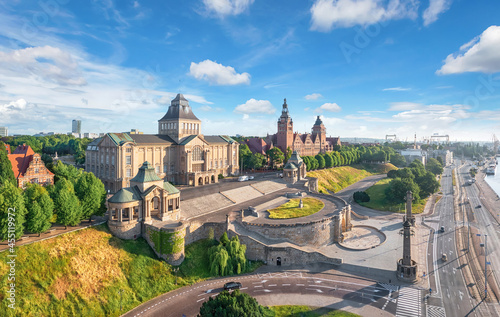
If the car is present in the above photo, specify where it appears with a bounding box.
[476,205,482,209]
[440,226,445,232]
[248,176,255,180]
[224,282,242,291]
[442,253,447,262]
[238,176,248,182]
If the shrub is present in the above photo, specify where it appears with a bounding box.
[353,191,370,203]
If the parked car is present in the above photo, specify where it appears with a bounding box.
[440,226,445,232]
[224,281,242,291]
[248,176,255,180]
[442,253,447,262]
[238,176,248,182]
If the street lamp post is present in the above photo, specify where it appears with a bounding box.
[118,289,123,311]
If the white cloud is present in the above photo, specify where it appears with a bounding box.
[305,93,323,100]
[189,59,250,85]
[437,25,500,74]
[388,102,421,111]
[199,105,223,112]
[234,99,275,115]
[0,46,86,86]
[315,102,341,113]
[383,87,411,91]
[203,0,254,17]
[309,0,419,31]
[423,0,452,26]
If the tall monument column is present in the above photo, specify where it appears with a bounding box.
[405,190,416,226]
[397,197,418,281]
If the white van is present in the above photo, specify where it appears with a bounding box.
[238,176,248,182]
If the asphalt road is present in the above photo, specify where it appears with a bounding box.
[123,269,398,317]
[459,163,500,316]
[424,165,477,317]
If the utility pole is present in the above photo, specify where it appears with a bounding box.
[118,289,123,311]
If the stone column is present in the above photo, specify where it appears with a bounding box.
[402,221,412,266]
[118,208,122,222]
[130,207,133,221]
[109,209,114,221]
[406,191,412,221]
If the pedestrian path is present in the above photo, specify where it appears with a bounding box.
[378,282,399,292]
[426,305,446,317]
[396,287,422,317]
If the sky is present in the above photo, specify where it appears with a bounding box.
[0,0,499,142]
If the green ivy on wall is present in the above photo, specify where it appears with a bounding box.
[149,228,184,255]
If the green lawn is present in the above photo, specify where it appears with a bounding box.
[307,163,397,194]
[0,224,261,317]
[270,305,360,317]
[359,178,428,214]
[268,198,324,219]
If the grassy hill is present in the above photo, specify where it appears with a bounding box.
[359,178,428,214]
[307,163,397,194]
[0,224,259,316]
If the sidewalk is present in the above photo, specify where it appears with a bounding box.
[0,215,107,252]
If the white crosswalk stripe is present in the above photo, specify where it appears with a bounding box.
[396,287,421,317]
[378,282,399,292]
[427,305,446,317]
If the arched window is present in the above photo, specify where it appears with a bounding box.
[192,146,203,161]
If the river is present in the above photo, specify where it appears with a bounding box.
[484,158,500,196]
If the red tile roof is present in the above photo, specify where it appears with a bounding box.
[8,154,31,178]
[13,144,35,156]
[4,144,11,154]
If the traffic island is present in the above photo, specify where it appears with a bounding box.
[338,225,386,250]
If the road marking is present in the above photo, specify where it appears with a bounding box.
[296,283,305,286]
[282,284,291,286]
[306,288,323,293]
[254,285,263,288]
[268,284,277,287]
[197,298,205,302]
[240,287,248,290]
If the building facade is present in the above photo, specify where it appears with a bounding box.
[246,99,341,157]
[7,144,54,188]
[0,126,7,137]
[86,94,239,193]
[72,120,81,134]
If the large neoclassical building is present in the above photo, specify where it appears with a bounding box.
[86,94,239,192]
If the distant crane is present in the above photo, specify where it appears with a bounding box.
[493,134,499,154]
[430,134,450,144]
[385,134,397,142]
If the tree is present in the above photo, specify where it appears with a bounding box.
[387,169,399,179]
[75,172,107,222]
[52,178,82,228]
[210,234,247,277]
[390,153,407,167]
[324,153,334,168]
[385,178,420,204]
[247,153,266,170]
[24,184,54,235]
[0,182,27,241]
[436,156,444,165]
[266,148,284,168]
[315,154,326,169]
[239,144,252,170]
[353,191,370,203]
[52,160,82,183]
[0,141,15,186]
[198,290,273,317]
[416,171,440,198]
[426,158,444,176]
[284,146,292,164]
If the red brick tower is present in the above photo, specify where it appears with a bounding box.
[277,98,293,153]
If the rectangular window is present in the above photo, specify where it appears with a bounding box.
[126,155,131,165]
[111,156,115,165]
[126,148,132,153]
[126,169,131,177]
[164,165,167,173]
[155,166,160,173]
[100,155,103,164]
[106,155,109,164]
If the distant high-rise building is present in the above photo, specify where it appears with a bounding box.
[0,126,8,137]
[72,120,81,134]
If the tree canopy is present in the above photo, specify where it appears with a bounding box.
[198,290,273,317]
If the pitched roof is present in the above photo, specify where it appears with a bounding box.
[4,144,11,154]
[8,154,29,178]
[108,133,135,146]
[159,94,200,121]
[163,181,179,194]
[313,116,323,126]
[284,162,298,170]
[130,161,162,183]
[108,186,142,203]
[13,144,35,155]
[204,135,235,144]
[128,134,175,145]
[178,135,199,145]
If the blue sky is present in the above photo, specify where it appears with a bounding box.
[0,0,499,141]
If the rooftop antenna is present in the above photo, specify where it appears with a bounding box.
[414,133,417,149]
